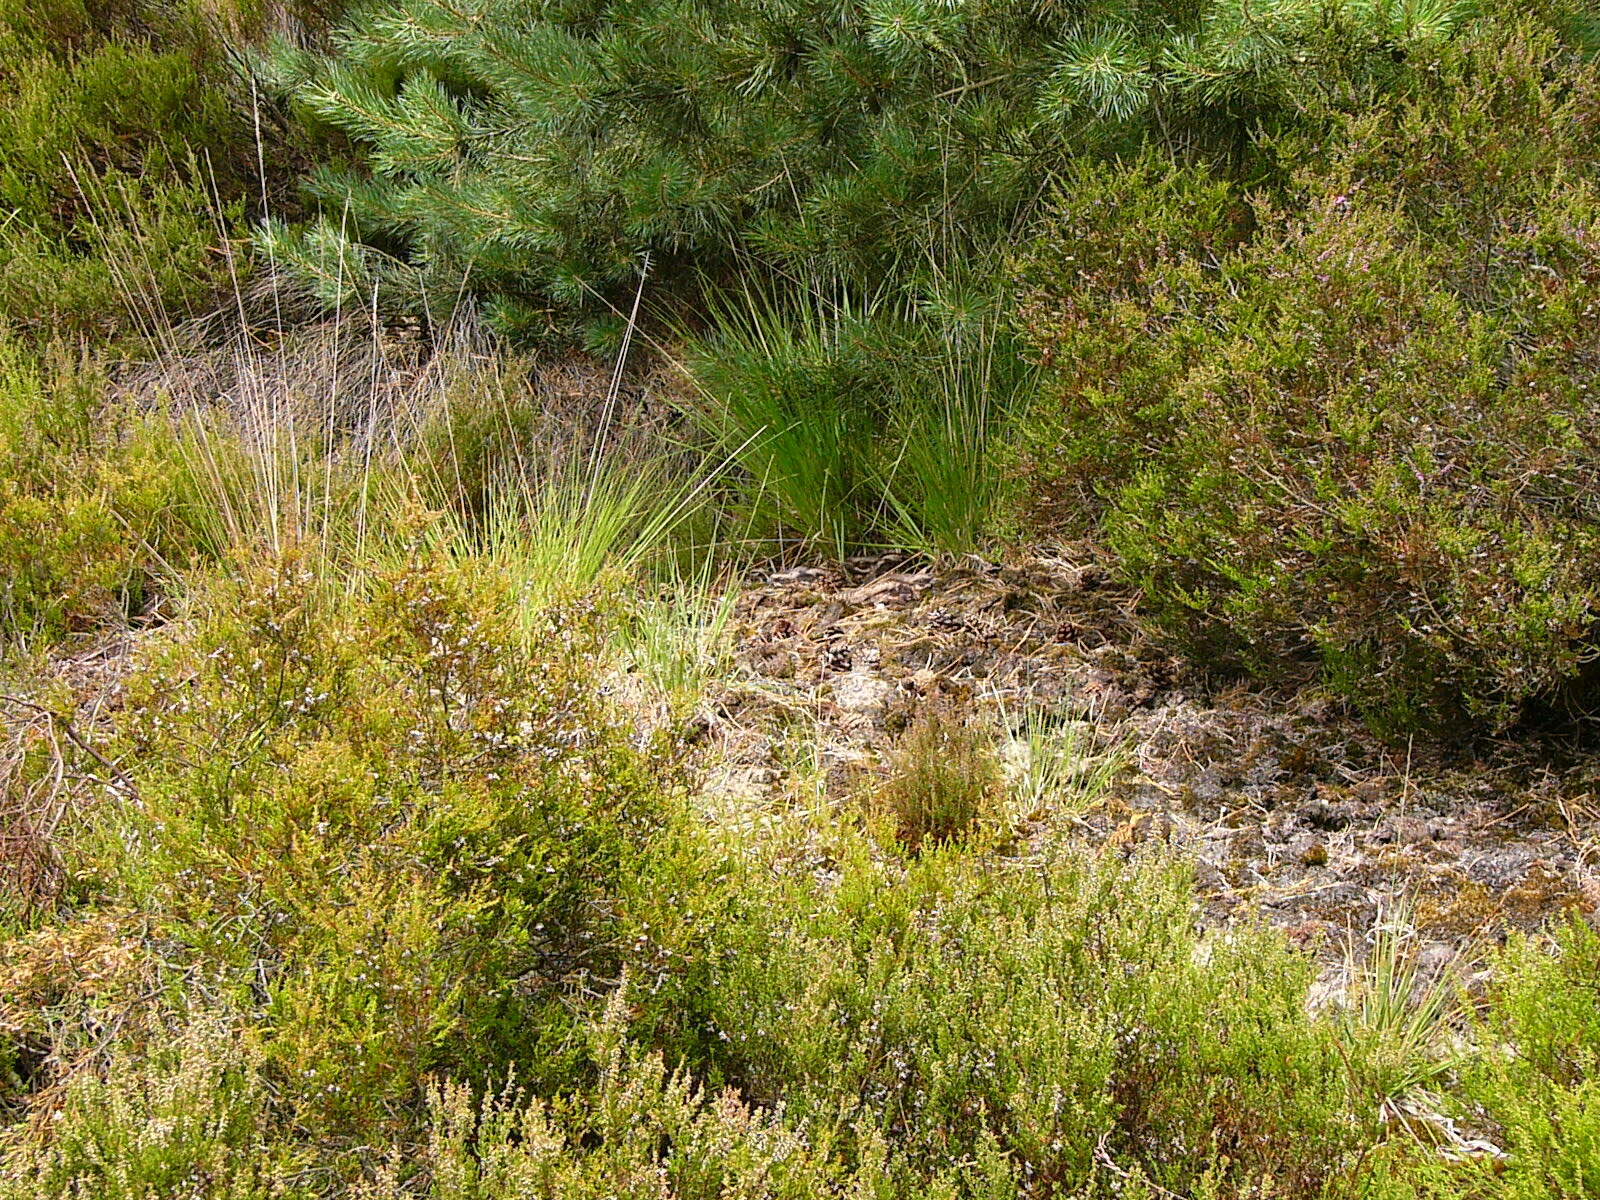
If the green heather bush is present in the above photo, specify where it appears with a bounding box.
[0,0,332,341]
[628,826,1407,1197]
[878,704,1002,848]
[0,6,232,338]
[262,0,1465,342]
[1461,917,1600,1197]
[36,548,664,1150]
[0,1019,306,1200]
[1015,17,1600,731]
[359,989,1019,1200]
[10,843,1600,1198]
[0,343,191,645]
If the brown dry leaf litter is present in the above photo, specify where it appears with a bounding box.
[692,548,1600,956]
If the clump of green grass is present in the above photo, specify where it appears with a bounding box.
[618,559,740,717]
[681,282,1034,558]
[679,285,887,558]
[458,460,711,622]
[996,698,1126,820]
[1340,902,1467,1112]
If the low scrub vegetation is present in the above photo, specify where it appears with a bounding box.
[1015,16,1600,731]
[0,343,189,643]
[10,682,1600,1196]
[0,0,335,343]
[877,704,1003,848]
[5,0,1600,1196]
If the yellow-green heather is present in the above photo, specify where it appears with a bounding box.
[2,2,1600,1197]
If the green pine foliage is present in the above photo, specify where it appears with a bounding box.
[263,0,1469,341]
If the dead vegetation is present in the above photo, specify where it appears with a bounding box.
[1,636,140,917]
[691,550,1600,958]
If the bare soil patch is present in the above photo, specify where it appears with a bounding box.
[698,549,1600,957]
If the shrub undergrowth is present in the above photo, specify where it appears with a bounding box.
[1014,15,1600,731]
[0,0,335,344]
[8,3,1600,1199]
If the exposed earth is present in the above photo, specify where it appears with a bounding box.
[692,550,1600,968]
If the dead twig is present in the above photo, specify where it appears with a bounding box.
[0,694,139,801]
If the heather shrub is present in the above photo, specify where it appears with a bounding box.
[0,0,333,341]
[359,990,1018,1200]
[625,816,1407,1197]
[0,10,234,338]
[1458,917,1600,1197]
[0,1019,305,1200]
[1015,18,1600,732]
[49,548,664,1150]
[877,705,1002,849]
[0,343,194,645]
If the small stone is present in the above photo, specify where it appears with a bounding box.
[832,671,895,719]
